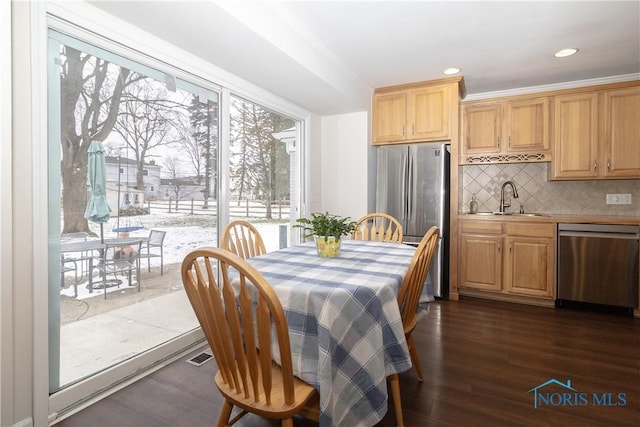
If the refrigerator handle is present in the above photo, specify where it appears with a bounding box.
[407,151,414,221]
[401,151,408,225]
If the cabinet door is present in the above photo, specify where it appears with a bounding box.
[604,86,640,177]
[459,233,502,291]
[461,103,502,155]
[504,97,549,153]
[551,92,599,179]
[372,92,407,144]
[504,236,554,298]
[408,84,450,141]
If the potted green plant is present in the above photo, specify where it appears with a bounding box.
[294,212,357,257]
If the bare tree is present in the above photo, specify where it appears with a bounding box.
[162,156,191,210]
[189,96,218,208]
[173,109,204,180]
[114,79,181,192]
[230,97,292,218]
[59,45,143,233]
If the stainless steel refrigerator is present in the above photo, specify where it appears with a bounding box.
[376,142,449,298]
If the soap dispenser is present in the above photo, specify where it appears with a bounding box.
[469,194,478,214]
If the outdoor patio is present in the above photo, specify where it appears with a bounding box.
[57,220,287,387]
[59,259,199,386]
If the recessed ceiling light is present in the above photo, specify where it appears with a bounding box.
[443,67,461,75]
[554,48,578,58]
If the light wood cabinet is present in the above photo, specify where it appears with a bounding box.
[604,86,640,178]
[460,103,502,155]
[459,221,502,291]
[551,84,640,179]
[372,78,460,145]
[461,97,550,163]
[459,219,555,300]
[372,92,407,143]
[502,222,555,298]
[551,92,599,178]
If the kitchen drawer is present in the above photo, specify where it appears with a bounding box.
[460,220,502,234]
[504,222,555,238]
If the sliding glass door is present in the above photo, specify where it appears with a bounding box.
[47,30,219,411]
[228,95,299,251]
[46,18,305,415]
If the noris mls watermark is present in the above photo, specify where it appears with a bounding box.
[528,379,627,409]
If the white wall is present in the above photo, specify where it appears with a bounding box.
[319,112,369,220]
[6,2,37,425]
[0,0,12,424]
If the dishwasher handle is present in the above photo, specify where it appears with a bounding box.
[559,230,640,240]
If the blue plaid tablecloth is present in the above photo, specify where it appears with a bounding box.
[244,239,416,427]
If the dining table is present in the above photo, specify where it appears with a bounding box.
[240,239,417,427]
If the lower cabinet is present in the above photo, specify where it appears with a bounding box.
[459,219,556,302]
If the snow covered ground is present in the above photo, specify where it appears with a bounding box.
[62,212,290,299]
[86,211,289,263]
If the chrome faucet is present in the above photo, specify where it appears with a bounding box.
[499,181,519,213]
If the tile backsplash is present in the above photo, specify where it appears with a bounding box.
[460,163,640,217]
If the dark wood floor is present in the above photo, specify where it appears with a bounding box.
[56,297,640,427]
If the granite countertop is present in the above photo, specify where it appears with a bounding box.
[458,212,640,225]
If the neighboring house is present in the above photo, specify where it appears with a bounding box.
[101,155,207,204]
[158,177,206,201]
[103,156,162,208]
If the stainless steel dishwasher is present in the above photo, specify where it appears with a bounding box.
[557,223,639,309]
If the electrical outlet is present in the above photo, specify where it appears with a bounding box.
[606,194,632,205]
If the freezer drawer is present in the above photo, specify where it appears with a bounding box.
[557,223,639,308]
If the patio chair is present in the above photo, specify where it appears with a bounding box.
[60,255,78,297]
[91,240,143,299]
[353,212,403,243]
[60,231,91,278]
[220,220,266,259]
[181,247,319,426]
[138,229,167,275]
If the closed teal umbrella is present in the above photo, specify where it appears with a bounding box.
[84,140,112,242]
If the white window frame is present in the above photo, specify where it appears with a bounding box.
[33,1,311,423]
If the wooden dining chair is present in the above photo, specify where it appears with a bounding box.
[353,212,403,243]
[388,226,439,427]
[398,226,440,381]
[181,248,319,427]
[220,220,267,259]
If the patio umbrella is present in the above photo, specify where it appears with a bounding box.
[84,140,112,243]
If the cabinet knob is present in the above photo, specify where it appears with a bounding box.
[593,160,597,171]
[607,159,611,171]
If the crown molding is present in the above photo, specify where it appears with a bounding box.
[464,73,640,101]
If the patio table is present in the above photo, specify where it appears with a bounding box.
[61,237,147,293]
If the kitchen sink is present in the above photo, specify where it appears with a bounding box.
[470,212,546,217]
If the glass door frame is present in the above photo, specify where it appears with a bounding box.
[36,5,311,423]
[45,29,220,416]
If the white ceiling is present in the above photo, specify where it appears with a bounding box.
[90,0,640,115]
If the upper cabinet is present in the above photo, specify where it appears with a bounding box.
[372,78,464,145]
[551,83,640,180]
[604,86,640,178]
[551,92,599,178]
[460,96,550,164]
